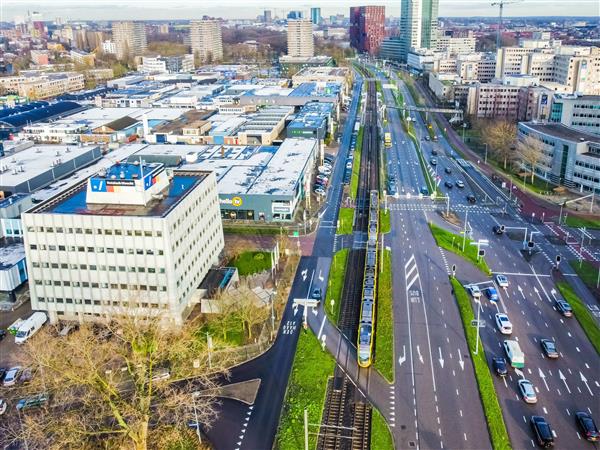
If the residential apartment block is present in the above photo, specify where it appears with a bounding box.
[349,6,386,56]
[22,161,224,325]
[287,19,314,58]
[0,72,85,99]
[112,21,147,60]
[140,55,195,74]
[190,19,223,63]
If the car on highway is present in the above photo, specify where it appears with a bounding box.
[575,411,599,442]
[493,225,504,235]
[444,167,452,174]
[0,329,6,341]
[444,181,453,189]
[495,274,509,288]
[311,288,322,300]
[503,340,525,368]
[456,180,465,188]
[495,313,512,334]
[555,299,573,317]
[387,180,397,195]
[3,367,21,386]
[430,158,437,166]
[540,339,559,359]
[466,284,481,300]
[431,149,438,156]
[492,356,508,377]
[424,136,430,141]
[518,379,538,404]
[530,416,554,447]
[346,161,353,169]
[485,287,499,302]
[466,194,477,203]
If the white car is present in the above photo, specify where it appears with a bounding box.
[496,274,509,288]
[467,284,481,299]
[495,313,513,334]
[0,399,6,415]
[318,166,332,175]
[2,367,21,387]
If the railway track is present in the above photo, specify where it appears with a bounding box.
[317,79,379,450]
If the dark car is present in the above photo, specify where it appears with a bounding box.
[530,416,554,448]
[311,288,322,300]
[466,194,477,203]
[0,367,6,383]
[0,329,6,341]
[420,186,429,196]
[492,356,508,377]
[444,181,453,189]
[493,225,504,235]
[540,339,559,359]
[555,299,573,317]
[388,181,397,195]
[430,158,437,166]
[424,136,430,141]
[444,167,452,174]
[575,411,599,442]
[431,149,438,156]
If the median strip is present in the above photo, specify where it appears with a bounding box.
[450,278,511,450]
[325,249,350,325]
[374,249,394,383]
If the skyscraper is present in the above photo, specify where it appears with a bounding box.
[190,19,223,63]
[349,6,386,56]
[264,10,272,23]
[287,19,314,58]
[112,21,147,60]
[310,7,322,25]
[399,0,439,61]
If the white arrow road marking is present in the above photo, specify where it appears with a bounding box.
[515,368,525,379]
[559,370,571,394]
[301,269,308,281]
[458,349,464,371]
[538,368,549,391]
[581,372,594,396]
[438,347,444,368]
[318,270,324,282]
[293,306,298,316]
[417,345,424,364]
[533,286,542,300]
[398,345,406,366]
[517,285,525,299]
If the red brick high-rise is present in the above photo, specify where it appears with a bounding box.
[349,6,386,56]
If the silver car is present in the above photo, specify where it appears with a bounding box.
[518,379,538,404]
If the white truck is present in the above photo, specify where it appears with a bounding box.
[14,312,47,344]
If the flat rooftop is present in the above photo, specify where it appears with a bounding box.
[522,122,600,144]
[0,239,25,269]
[30,171,208,218]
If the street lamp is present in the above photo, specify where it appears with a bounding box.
[462,123,467,142]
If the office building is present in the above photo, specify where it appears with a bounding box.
[436,31,476,55]
[140,55,195,74]
[23,161,224,325]
[517,122,600,193]
[112,21,147,60]
[0,72,85,100]
[379,37,403,61]
[287,19,314,58]
[310,8,322,25]
[287,11,304,20]
[349,6,386,56]
[190,19,223,63]
[400,0,439,61]
[264,10,272,23]
[550,94,600,136]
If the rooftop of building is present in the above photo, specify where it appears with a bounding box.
[30,169,209,218]
[152,109,214,134]
[279,55,333,64]
[522,122,600,144]
[0,193,30,209]
[293,66,349,78]
[0,238,25,269]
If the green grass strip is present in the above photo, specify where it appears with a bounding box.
[337,207,354,235]
[570,259,600,294]
[325,249,349,325]
[556,281,600,356]
[350,126,364,200]
[450,278,512,450]
[406,125,435,195]
[374,249,394,383]
[276,331,336,450]
[229,251,272,276]
[223,225,282,235]
[371,407,394,450]
[379,209,391,234]
[429,222,492,275]
[565,215,600,230]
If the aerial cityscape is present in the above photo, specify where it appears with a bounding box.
[0,1,598,449]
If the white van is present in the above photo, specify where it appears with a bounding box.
[503,339,525,368]
[15,312,48,345]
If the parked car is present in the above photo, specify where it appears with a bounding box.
[540,339,559,359]
[466,194,477,203]
[485,287,499,302]
[444,181,453,189]
[431,149,438,156]
[530,416,554,448]
[555,299,573,317]
[496,274,509,288]
[311,288,322,300]
[466,284,481,300]
[575,411,599,442]
[346,161,353,169]
[14,312,47,345]
[495,313,513,334]
[424,136,430,141]
[0,329,6,341]
[316,175,329,184]
[493,225,504,235]
[492,356,508,377]
[444,167,452,174]
[518,379,538,404]
[314,187,326,196]
[456,180,465,188]
[0,398,6,415]
[3,367,21,386]
[0,368,7,383]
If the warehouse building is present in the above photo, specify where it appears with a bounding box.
[287,102,335,140]
[127,138,319,221]
[22,161,224,325]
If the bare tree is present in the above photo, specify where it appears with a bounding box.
[226,284,269,341]
[480,120,517,169]
[1,313,232,450]
[517,135,546,184]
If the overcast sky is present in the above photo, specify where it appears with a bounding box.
[1,0,599,21]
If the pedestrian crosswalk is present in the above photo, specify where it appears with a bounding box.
[387,202,492,214]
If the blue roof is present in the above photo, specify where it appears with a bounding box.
[0,193,30,209]
[0,101,49,119]
[57,87,115,101]
[0,101,82,129]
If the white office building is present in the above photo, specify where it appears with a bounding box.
[190,19,223,63]
[22,161,224,326]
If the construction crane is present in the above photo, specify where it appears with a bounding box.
[491,0,522,50]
